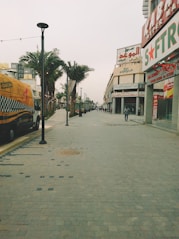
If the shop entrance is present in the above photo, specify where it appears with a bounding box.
[124,97,136,114]
[115,98,121,113]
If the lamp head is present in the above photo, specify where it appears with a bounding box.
[37,22,49,29]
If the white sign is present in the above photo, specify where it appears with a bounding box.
[142,12,179,71]
[117,44,141,65]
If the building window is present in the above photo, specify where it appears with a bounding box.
[118,76,120,85]
[144,73,146,83]
[133,74,135,83]
[151,0,160,12]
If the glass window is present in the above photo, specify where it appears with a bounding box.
[133,74,135,83]
[118,76,120,84]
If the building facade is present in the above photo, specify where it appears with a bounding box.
[142,0,179,133]
[104,44,162,115]
[0,62,37,90]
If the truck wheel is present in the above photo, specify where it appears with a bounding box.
[9,129,15,142]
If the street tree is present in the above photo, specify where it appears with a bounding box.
[19,48,64,97]
[63,61,93,117]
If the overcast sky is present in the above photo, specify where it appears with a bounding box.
[0,0,145,104]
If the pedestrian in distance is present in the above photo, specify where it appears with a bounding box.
[124,107,129,121]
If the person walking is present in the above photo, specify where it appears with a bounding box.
[124,107,129,121]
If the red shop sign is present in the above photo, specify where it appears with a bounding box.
[142,0,179,47]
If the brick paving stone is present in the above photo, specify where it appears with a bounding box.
[0,110,179,239]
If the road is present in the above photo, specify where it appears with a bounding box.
[0,109,179,239]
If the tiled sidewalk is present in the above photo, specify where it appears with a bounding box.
[0,110,179,239]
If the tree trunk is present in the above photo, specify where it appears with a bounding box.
[69,84,76,117]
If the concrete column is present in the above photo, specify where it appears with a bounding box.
[144,83,153,124]
[112,97,116,114]
[172,75,179,133]
[136,97,139,115]
[121,97,124,114]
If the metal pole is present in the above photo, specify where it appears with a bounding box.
[65,74,69,126]
[40,29,46,144]
[37,23,48,144]
[79,87,82,117]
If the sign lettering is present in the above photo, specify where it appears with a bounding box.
[116,44,141,65]
[142,12,179,71]
[0,82,13,89]
[142,0,179,47]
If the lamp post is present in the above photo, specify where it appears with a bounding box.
[65,74,69,126]
[79,87,82,117]
[37,22,49,144]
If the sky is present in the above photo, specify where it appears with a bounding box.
[0,0,146,104]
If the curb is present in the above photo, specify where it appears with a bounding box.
[0,126,53,156]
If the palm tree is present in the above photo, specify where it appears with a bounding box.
[56,92,65,109]
[63,61,93,117]
[19,48,64,97]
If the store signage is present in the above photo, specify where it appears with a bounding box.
[163,78,174,98]
[120,67,133,74]
[153,95,158,119]
[114,84,139,90]
[116,44,141,64]
[142,0,179,47]
[112,92,144,98]
[143,12,179,71]
[146,63,179,84]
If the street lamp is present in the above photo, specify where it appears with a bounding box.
[65,74,69,126]
[79,87,82,117]
[37,22,49,144]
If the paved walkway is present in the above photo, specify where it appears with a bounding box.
[0,109,179,239]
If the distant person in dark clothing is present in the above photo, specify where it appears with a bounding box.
[124,107,129,121]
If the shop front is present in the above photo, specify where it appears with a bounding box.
[112,91,145,115]
[142,3,179,133]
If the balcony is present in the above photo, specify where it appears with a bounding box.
[142,0,149,19]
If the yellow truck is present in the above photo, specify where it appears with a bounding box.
[0,73,41,141]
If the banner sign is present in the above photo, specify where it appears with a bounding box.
[116,44,141,65]
[143,12,179,71]
[163,78,174,98]
[68,80,76,95]
[147,63,179,85]
[153,95,158,119]
[112,91,145,98]
[142,0,179,47]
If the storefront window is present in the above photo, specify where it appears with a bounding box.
[124,97,136,114]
